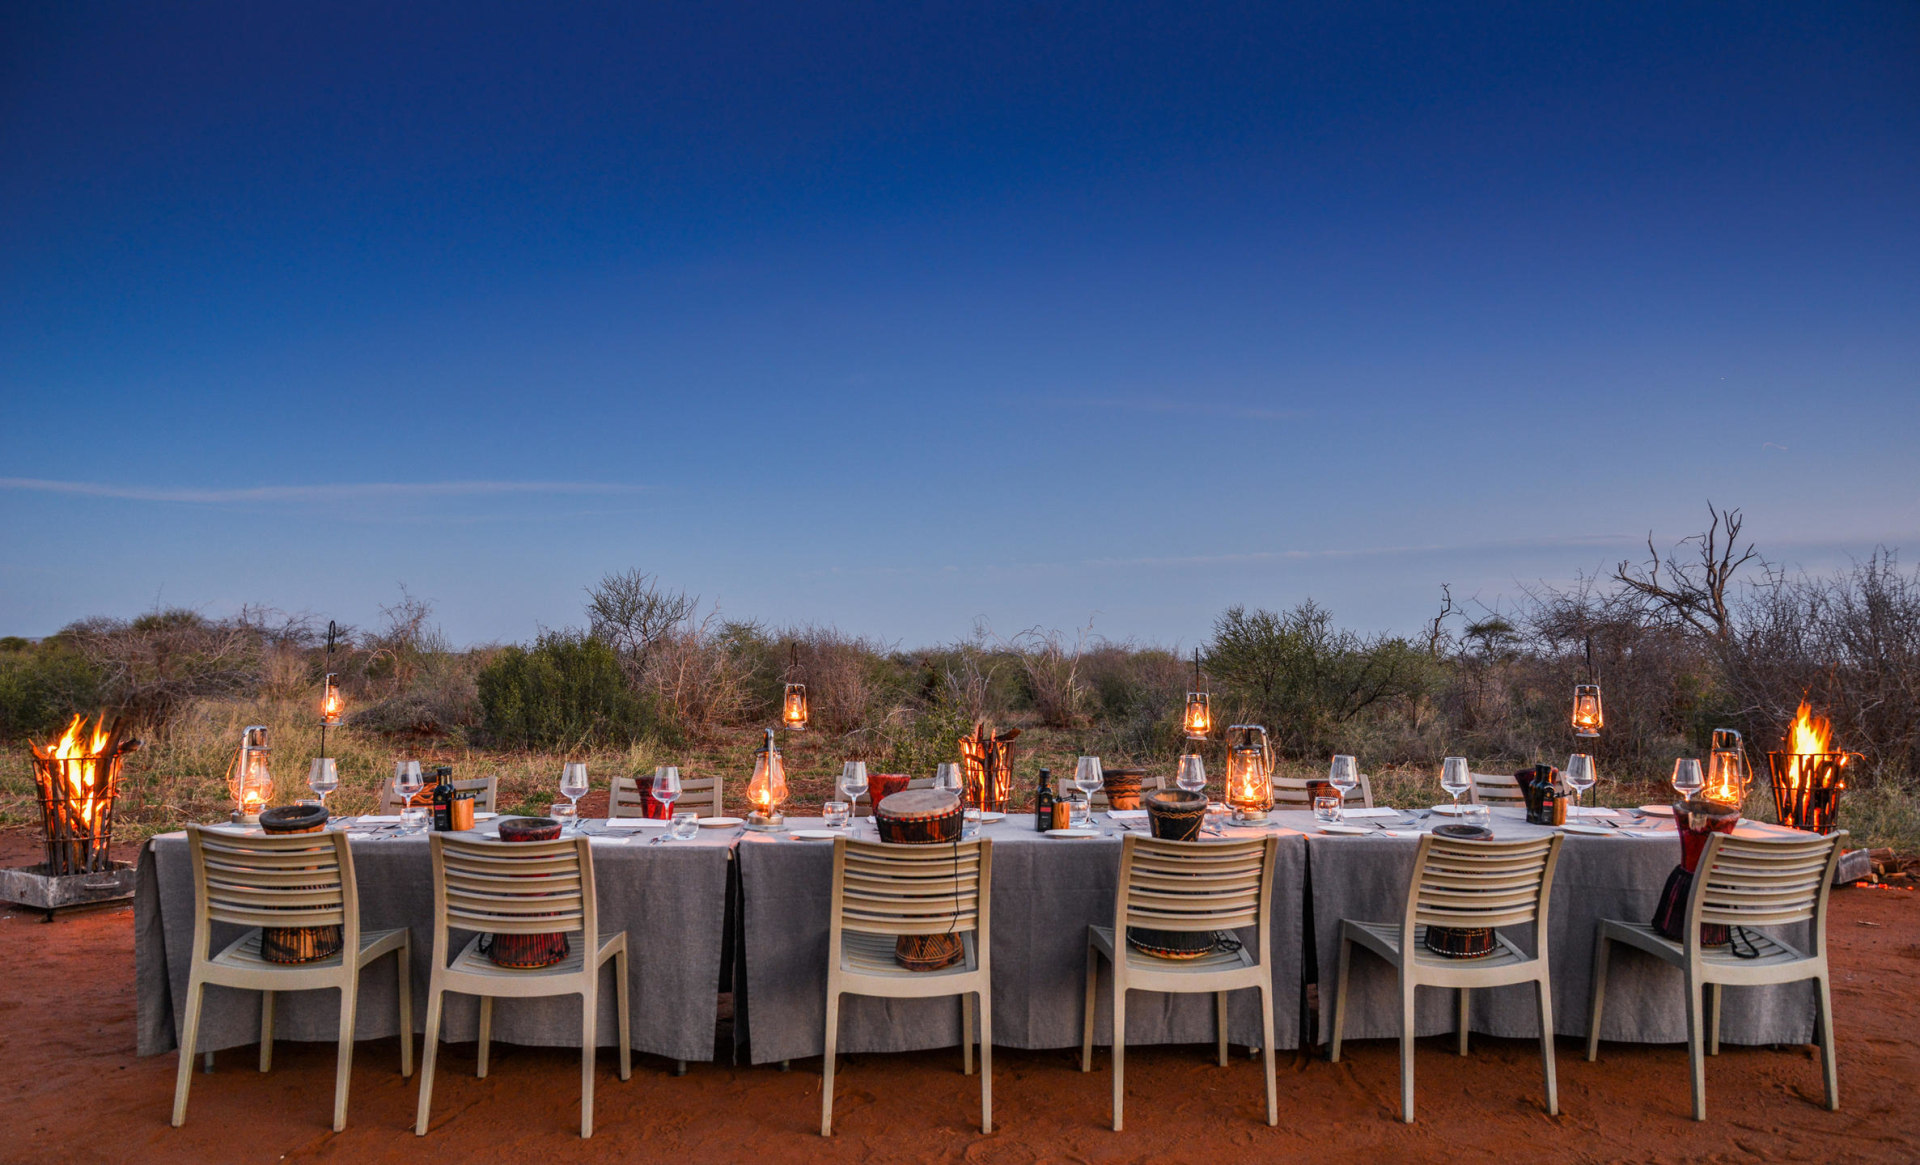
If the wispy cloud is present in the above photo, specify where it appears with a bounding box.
[0,478,648,505]
[1026,396,1305,422]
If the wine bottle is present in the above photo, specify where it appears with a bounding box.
[1034,768,1054,832]
[431,766,454,831]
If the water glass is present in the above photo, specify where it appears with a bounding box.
[560,761,589,821]
[823,800,851,829]
[1565,753,1597,810]
[308,758,339,822]
[1074,756,1103,827]
[651,765,682,819]
[549,801,578,834]
[1461,802,1492,830]
[839,761,868,813]
[1313,793,1342,824]
[1176,753,1207,794]
[670,810,699,840]
[1440,757,1471,813]
[400,806,428,834]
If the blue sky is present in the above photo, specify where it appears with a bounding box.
[2,2,1915,648]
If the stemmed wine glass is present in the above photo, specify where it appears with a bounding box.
[308,758,339,825]
[651,766,682,834]
[1074,756,1103,829]
[839,761,868,824]
[559,762,589,833]
[1672,757,1704,801]
[1440,756,1471,816]
[1176,753,1207,795]
[1328,755,1358,812]
[1565,753,1597,813]
[393,761,424,832]
[933,763,967,835]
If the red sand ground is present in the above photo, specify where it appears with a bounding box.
[1,827,1915,1165]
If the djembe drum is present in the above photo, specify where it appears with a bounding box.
[1127,788,1221,960]
[875,789,966,972]
[1102,767,1148,811]
[1423,823,1499,958]
[256,804,344,964]
[484,817,571,969]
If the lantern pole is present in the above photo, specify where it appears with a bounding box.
[320,620,339,761]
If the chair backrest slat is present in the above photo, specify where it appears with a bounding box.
[1407,834,1560,934]
[186,826,359,951]
[1694,833,1845,933]
[610,774,723,818]
[1467,772,1527,805]
[831,838,989,937]
[1116,835,1276,938]
[381,775,499,814]
[1271,775,1375,809]
[430,833,592,941]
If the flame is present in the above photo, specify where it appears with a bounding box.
[1782,699,1847,794]
[30,714,114,832]
[1184,693,1211,735]
[321,677,343,725]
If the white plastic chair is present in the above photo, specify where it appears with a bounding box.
[171,825,412,1131]
[1330,832,1564,1122]
[1081,834,1279,1130]
[822,836,993,1136]
[1467,771,1527,807]
[415,833,629,1138]
[610,772,722,819]
[1586,830,1847,1120]
[378,775,497,814]
[1272,774,1376,810]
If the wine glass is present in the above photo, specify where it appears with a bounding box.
[1328,755,1359,807]
[1672,757,1704,801]
[308,758,339,823]
[1440,757,1471,816]
[1175,753,1207,795]
[559,762,589,833]
[1074,756,1103,829]
[393,760,424,831]
[651,766,682,828]
[1565,753,1596,813]
[839,761,868,823]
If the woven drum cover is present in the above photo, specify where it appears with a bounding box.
[875,789,962,844]
[488,816,571,969]
[894,932,965,972]
[256,805,343,964]
[1102,769,1147,811]
[1144,788,1207,841]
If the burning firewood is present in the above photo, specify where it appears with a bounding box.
[28,714,140,876]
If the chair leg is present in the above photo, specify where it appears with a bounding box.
[1111,987,1127,1132]
[1586,932,1611,1062]
[821,990,841,1136]
[259,990,275,1073]
[1816,974,1840,1111]
[1457,987,1470,1057]
[333,982,360,1132]
[395,942,414,1079]
[1536,975,1558,1117]
[978,989,993,1135]
[477,996,492,1078]
[415,987,443,1136]
[170,975,206,1127]
[1399,977,1417,1123]
[962,991,974,1076]
[615,950,632,1082]
[1259,982,1277,1127]
[1081,942,1099,1073]
[1329,935,1352,1063]
[1217,990,1230,1067]
[579,987,597,1139]
[1684,971,1706,1121]
[1707,983,1721,1056]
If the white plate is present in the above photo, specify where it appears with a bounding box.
[473,811,498,821]
[1430,804,1472,815]
[1637,804,1675,816]
[792,829,839,841]
[1318,824,1370,836]
[697,816,745,828]
[1046,827,1102,838]
[1559,823,1614,836]
[964,809,1007,822]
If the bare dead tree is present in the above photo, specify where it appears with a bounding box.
[1423,584,1457,658]
[586,569,697,675]
[1613,502,1761,640]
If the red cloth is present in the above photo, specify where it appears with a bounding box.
[868,772,911,808]
[635,775,674,820]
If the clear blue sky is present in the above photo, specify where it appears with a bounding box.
[3,2,1915,648]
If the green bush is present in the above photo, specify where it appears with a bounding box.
[0,640,104,741]
[476,631,655,749]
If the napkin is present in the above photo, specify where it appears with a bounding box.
[1106,810,1148,820]
[352,815,402,824]
[1569,807,1621,819]
[600,818,659,830]
[1342,808,1401,818]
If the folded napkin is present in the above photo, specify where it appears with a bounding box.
[1106,810,1148,820]
[600,818,660,830]
[1342,808,1401,818]
[351,815,403,824]
[1569,807,1621,819]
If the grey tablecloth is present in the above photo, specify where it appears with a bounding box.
[1297,807,1818,1046]
[134,823,732,1062]
[736,816,1309,1064]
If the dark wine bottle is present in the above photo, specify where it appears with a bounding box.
[1034,768,1054,832]
[431,766,454,831]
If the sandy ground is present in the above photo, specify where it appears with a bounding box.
[1,828,1915,1165]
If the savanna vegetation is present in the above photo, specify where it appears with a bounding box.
[3,506,1917,851]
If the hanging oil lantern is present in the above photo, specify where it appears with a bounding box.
[1183,649,1212,739]
[1571,684,1603,738]
[1223,724,1274,823]
[321,673,343,726]
[782,682,809,731]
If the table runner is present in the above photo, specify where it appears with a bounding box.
[1291,807,1817,1045]
[735,817,1309,1064]
[135,824,732,1062]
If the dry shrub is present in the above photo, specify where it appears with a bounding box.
[788,626,891,739]
[1010,625,1091,728]
[646,613,757,740]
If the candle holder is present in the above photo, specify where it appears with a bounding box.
[230,725,272,824]
[746,728,788,831]
[1183,649,1212,739]
[1571,683,1603,739]
[1223,724,1274,824]
[780,643,809,730]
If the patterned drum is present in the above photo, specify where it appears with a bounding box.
[1102,768,1147,811]
[1128,788,1222,960]
[485,817,571,970]
[1424,823,1498,958]
[874,789,965,971]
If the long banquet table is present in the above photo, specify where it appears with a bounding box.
[134,806,1826,1068]
[135,823,733,1063]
